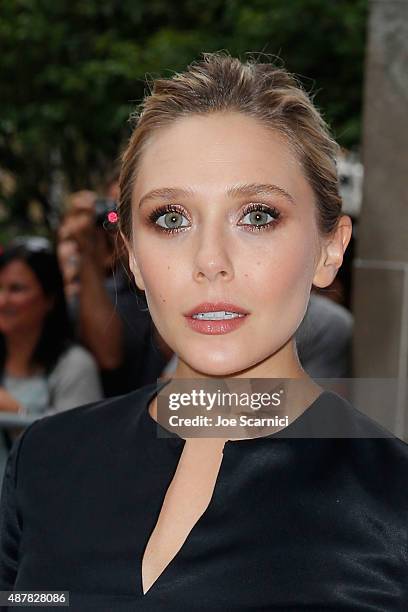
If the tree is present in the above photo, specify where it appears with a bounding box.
[0,0,368,238]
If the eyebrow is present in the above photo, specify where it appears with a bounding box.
[228,183,296,205]
[138,182,296,208]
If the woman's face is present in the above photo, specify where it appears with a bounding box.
[0,259,53,336]
[128,112,326,377]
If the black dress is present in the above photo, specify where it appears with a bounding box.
[0,380,407,611]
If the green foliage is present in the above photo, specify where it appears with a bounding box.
[0,0,368,237]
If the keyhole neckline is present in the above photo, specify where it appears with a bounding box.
[137,380,333,597]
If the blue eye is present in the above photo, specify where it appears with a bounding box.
[148,205,191,234]
[240,209,274,227]
[147,202,282,235]
[238,203,281,232]
[155,210,190,231]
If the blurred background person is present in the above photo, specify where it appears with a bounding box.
[296,289,353,378]
[0,237,103,487]
[57,187,172,398]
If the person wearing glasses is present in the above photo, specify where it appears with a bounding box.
[0,238,103,488]
[0,53,407,610]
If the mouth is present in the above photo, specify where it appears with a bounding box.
[183,302,250,335]
[184,302,249,318]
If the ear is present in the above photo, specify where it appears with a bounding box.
[119,231,146,291]
[312,215,353,289]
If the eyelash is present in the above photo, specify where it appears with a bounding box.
[147,203,282,235]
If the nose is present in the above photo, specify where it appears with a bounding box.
[192,225,234,283]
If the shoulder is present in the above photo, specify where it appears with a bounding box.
[312,389,408,460]
[17,381,158,462]
[48,344,100,391]
[307,294,353,331]
[281,390,408,510]
[330,391,408,508]
[296,296,353,359]
[50,344,98,375]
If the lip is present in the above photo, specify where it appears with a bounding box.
[183,302,250,317]
[183,302,250,336]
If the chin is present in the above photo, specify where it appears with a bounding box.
[186,355,254,378]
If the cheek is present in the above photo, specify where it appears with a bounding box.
[16,293,47,318]
[242,227,316,301]
[134,242,183,312]
[13,295,35,312]
[144,259,186,313]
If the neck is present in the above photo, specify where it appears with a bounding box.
[5,326,43,376]
[150,337,323,433]
[172,336,309,381]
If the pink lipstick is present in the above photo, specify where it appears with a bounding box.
[183,302,250,335]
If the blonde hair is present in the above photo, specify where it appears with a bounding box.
[119,51,342,241]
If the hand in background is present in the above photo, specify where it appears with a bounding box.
[57,239,81,298]
[58,190,99,257]
[57,190,107,299]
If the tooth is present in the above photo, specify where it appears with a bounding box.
[192,310,245,320]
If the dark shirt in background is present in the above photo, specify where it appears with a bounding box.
[67,266,169,397]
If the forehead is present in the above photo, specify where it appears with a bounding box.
[133,112,313,203]
[0,259,37,283]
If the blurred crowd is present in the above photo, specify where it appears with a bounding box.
[0,172,354,487]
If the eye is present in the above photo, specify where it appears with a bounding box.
[9,284,27,292]
[148,205,190,234]
[147,202,282,235]
[157,211,189,230]
[238,203,281,231]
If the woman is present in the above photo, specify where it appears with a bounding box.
[0,238,103,488]
[0,53,407,610]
